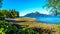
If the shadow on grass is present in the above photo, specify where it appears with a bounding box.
[32,28,56,34]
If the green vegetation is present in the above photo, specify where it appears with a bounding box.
[0,21,38,34]
[0,0,2,8]
[0,0,2,3]
[0,21,12,34]
[0,9,19,20]
[18,27,39,34]
[0,28,5,34]
[0,21,11,34]
[46,0,60,34]
[0,0,59,34]
[45,0,60,16]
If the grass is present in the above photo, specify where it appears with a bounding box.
[14,18,36,21]
[11,18,60,34]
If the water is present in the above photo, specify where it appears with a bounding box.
[21,16,60,24]
[36,17,60,24]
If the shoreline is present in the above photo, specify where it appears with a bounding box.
[4,18,59,34]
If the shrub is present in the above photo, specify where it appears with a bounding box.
[18,27,39,34]
[0,21,12,34]
[0,28,5,34]
[0,21,39,34]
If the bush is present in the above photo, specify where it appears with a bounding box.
[0,21,12,34]
[18,27,39,34]
[0,21,39,34]
[0,28,5,34]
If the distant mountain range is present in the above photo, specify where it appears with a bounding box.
[20,12,60,24]
[21,12,56,18]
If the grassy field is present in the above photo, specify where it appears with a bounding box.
[12,18,59,34]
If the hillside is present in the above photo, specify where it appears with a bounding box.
[22,12,54,18]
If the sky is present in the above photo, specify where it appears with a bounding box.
[1,0,51,16]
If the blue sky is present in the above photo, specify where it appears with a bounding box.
[2,0,51,16]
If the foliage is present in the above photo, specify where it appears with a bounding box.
[0,0,2,3]
[45,0,60,16]
[0,0,2,8]
[18,27,39,34]
[0,9,19,19]
[0,21,12,34]
[0,21,39,34]
[46,0,60,34]
[0,28,5,34]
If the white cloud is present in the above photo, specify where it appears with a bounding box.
[40,11,52,15]
[20,8,52,16]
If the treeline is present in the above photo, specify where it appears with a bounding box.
[0,9,19,19]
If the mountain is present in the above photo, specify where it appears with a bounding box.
[20,12,60,24]
[22,12,54,18]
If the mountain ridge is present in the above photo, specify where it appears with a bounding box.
[22,12,55,18]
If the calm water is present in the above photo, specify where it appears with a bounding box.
[22,16,60,24]
[36,17,60,24]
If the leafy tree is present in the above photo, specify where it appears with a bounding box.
[0,0,2,3]
[46,0,60,34]
[45,0,60,16]
[9,9,19,18]
[0,9,19,20]
[0,0,2,8]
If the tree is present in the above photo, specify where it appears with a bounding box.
[0,9,19,20]
[0,0,2,19]
[0,0,2,8]
[9,9,19,18]
[0,0,2,3]
[45,0,60,16]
